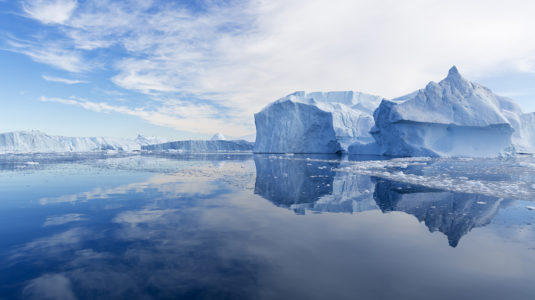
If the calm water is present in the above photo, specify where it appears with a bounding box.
[0,153,534,299]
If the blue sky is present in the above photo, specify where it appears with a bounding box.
[1,0,535,139]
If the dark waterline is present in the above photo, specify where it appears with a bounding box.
[0,153,534,299]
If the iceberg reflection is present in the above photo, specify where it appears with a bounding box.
[373,178,510,247]
[254,156,512,247]
[253,155,339,212]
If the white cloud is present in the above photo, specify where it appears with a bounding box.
[40,96,252,135]
[22,0,77,24]
[74,1,535,102]
[4,38,87,72]
[42,74,87,84]
[16,0,535,134]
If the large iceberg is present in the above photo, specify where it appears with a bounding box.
[254,91,383,153]
[141,139,253,152]
[0,131,165,153]
[351,66,533,157]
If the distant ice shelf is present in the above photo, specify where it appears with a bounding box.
[141,139,254,152]
[0,130,166,153]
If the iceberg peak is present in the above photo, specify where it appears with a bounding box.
[447,65,460,78]
[442,65,472,92]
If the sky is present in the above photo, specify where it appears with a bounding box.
[1,0,535,140]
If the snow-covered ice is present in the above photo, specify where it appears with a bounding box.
[254,91,382,153]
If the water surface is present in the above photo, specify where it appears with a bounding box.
[0,153,534,299]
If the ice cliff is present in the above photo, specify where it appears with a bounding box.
[0,131,165,153]
[351,66,534,157]
[141,139,253,152]
[254,91,383,153]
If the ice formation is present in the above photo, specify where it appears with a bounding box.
[0,131,165,153]
[254,91,383,153]
[351,66,533,157]
[141,139,253,152]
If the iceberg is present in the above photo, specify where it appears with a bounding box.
[254,91,383,153]
[141,139,253,152]
[239,133,256,143]
[0,131,164,153]
[134,134,167,146]
[211,133,226,140]
[511,112,535,153]
[352,66,530,157]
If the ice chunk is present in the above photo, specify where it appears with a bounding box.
[254,91,383,153]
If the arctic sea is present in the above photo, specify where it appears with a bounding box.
[0,153,534,299]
